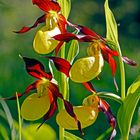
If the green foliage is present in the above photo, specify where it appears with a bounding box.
[66,39,79,64]
[127,75,140,95]
[117,76,140,139]
[64,131,82,140]
[22,124,56,140]
[0,124,9,140]
[104,0,118,45]
[58,0,71,19]
[98,92,122,104]
[0,0,140,140]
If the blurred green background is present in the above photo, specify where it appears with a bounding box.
[0,0,140,139]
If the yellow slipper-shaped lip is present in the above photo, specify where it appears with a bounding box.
[33,26,60,54]
[69,55,104,83]
[21,93,50,121]
[56,106,98,130]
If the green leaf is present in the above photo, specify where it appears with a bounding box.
[0,98,13,129]
[106,39,118,50]
[104,0,119,46]
[58,0,71,19]
[0,124,9,140]
[0,98,16,140]
[66,39,79,64]
[22,124,56,140]
[117,91,140,139]
[127,75,140,95]
[64,131,83,140]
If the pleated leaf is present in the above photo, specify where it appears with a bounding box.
[66,39,79,64]
[104,0,119,47]
[22,124,56,140]
[58,0,71,19]
[127,75,140,95]
[64,131,83,140]
[117,76,140,138]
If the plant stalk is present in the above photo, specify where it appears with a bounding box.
[122,135,128,140]
[117,45,126,100]
[58,44,69,140]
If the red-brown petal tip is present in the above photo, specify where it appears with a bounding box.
[122,56,137,66]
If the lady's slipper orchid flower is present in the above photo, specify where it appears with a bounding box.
[69,42,104,83]
[46,48,103,83]
[56,94,116,140]
[2,56,83,135]
[53,26,119,80]
[46,47,115,89]
[53,25,137,89]
[15,0,67,54]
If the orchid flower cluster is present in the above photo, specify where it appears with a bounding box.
[2,0,139,140]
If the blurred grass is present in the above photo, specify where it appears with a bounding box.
[0,0,140,139]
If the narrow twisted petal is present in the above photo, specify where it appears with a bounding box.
[101,43,118,77]
[122,56,137,66]
[1,81,39,100]
[82,82,96,92]
[99,98,116,140]
[48,82,84,135]
[14,14,46,34]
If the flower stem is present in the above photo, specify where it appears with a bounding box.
[58,44,69,140]
[16,92,22,140]
[117,45,126,100]
[122,135,128,140]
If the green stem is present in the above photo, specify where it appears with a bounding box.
[16,93,22,140]
[122,135,129,140]
[58,44,69,140]
[59,126,65,140]
[96,127,112,140]
[117,45,126,100]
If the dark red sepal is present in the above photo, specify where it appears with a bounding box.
[24,81,39,94]
[14,14,46,34]
[48,82,84,136]
[98,98,116,140]
[22,56,52,80]
[77,25,106,42]
[46,56,71,77]
[53,33,96,42]
[1,81,38,100]
[64,100,76,118]
[32,0,61,13]
[122,56,137,66]
[83,82,96,93]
